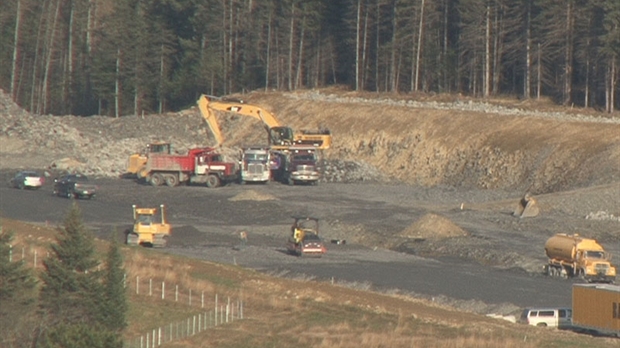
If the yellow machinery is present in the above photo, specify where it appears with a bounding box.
[513,192,539,218]
[544,233,616,283]
[197,94,332,150]
[126,142,172,179]
[126,204,171,248]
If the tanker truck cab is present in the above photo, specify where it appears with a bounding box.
[544,233,617,283]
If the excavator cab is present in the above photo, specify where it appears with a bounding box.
[269,126,295,147]
[126,204,171,247]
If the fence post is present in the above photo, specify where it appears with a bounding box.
[34,250,37,268]
[215,294,218,326]
[136,276,139,295]
[175,285,178,302]
[193,315,196,335]
[162,281,165,300]
[149,279,152,296]
[198,314,201,332]
[189,289,192,306]
[146,333,149,348]
[158,327,161,346]
[226,297,230,323]
[201,291,204,308]
[186,318,190,337]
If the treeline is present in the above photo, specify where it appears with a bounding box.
[0,204,127,348]
[0,0,618,117]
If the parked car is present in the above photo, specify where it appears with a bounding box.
[53,174,98,199]
[10,171,45,189]
[519,307,572,328]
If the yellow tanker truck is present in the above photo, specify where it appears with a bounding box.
[544,233,616,283]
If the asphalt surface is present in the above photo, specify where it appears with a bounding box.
[0,176,577,313]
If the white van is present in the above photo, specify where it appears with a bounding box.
[519,308,572,328]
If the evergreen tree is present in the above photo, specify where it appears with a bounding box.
[0,225,37,345]
[36,323,121,348]
[98,233,127,333]
[38,203,102,325]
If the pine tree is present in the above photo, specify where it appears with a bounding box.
[0,225,37,345]
[98,233,127,333]
[36,323,121,348]
[38,203,102,325]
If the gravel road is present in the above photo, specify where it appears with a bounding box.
[4,174,616,316]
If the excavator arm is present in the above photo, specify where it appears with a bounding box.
[197,94,294,147]
[197,95,225,147]
[197,94,331,150]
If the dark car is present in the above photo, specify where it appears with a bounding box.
[53,174,98,199]
[10,171,45,189]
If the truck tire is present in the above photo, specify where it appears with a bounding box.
[164,174,179,187]
[206,174,220,188]
[150,173,164,186]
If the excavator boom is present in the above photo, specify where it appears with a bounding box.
[196,94,331,150]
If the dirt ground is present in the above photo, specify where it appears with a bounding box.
[1,87,619,316]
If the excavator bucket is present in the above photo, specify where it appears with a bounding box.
[513,193,539,218]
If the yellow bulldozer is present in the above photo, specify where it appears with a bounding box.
[126,204,171,247]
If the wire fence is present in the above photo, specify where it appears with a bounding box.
[123,296,244,348]
[8,243,247,346]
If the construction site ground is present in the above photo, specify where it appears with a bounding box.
[1,87,619,319]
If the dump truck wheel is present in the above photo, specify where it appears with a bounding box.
[206,174,220,188]
[150,173,164,186]
[164,174,179,187]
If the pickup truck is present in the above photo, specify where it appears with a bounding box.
[53,174,98,199]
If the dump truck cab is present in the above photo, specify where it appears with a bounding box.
[126,204,171,247]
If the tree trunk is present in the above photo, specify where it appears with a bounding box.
[563,0,573,105]
[484,2,490,98]
[355,0,361,91]
[414,0,425,92]
[115,48,120,118]
[288,3,295,91]
[10,0,22,100]
[265,10,272,91]
[294,16,305,90]
[42,0,62,114]
[524,0,531,99]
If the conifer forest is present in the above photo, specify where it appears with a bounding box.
[1,0,618,117]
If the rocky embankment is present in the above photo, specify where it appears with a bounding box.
[1,88,619,194]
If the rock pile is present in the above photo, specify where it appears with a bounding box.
[0,89,385,183]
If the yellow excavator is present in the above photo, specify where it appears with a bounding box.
[197,94,331,150]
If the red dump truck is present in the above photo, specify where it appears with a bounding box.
[572,283,620,337]
[143,147,238,188]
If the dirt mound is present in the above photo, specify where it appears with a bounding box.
[228,189,277,201]
[399,214,468,240]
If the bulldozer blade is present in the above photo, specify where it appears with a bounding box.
[513,195,539,218]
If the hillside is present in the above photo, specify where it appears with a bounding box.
[1,87,619,194]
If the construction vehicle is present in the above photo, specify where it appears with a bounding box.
[126,204,171,247]
[197,94,332,150]
[272,145,321,185]
[544,233,616,283]
[143,147,238,188]
[287,216,326,257]
[126,142,172,179]
[513,192,539,218]
[240,146,271,184]
[572,283,620,337]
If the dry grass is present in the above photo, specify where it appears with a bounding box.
[3,218,619,348]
